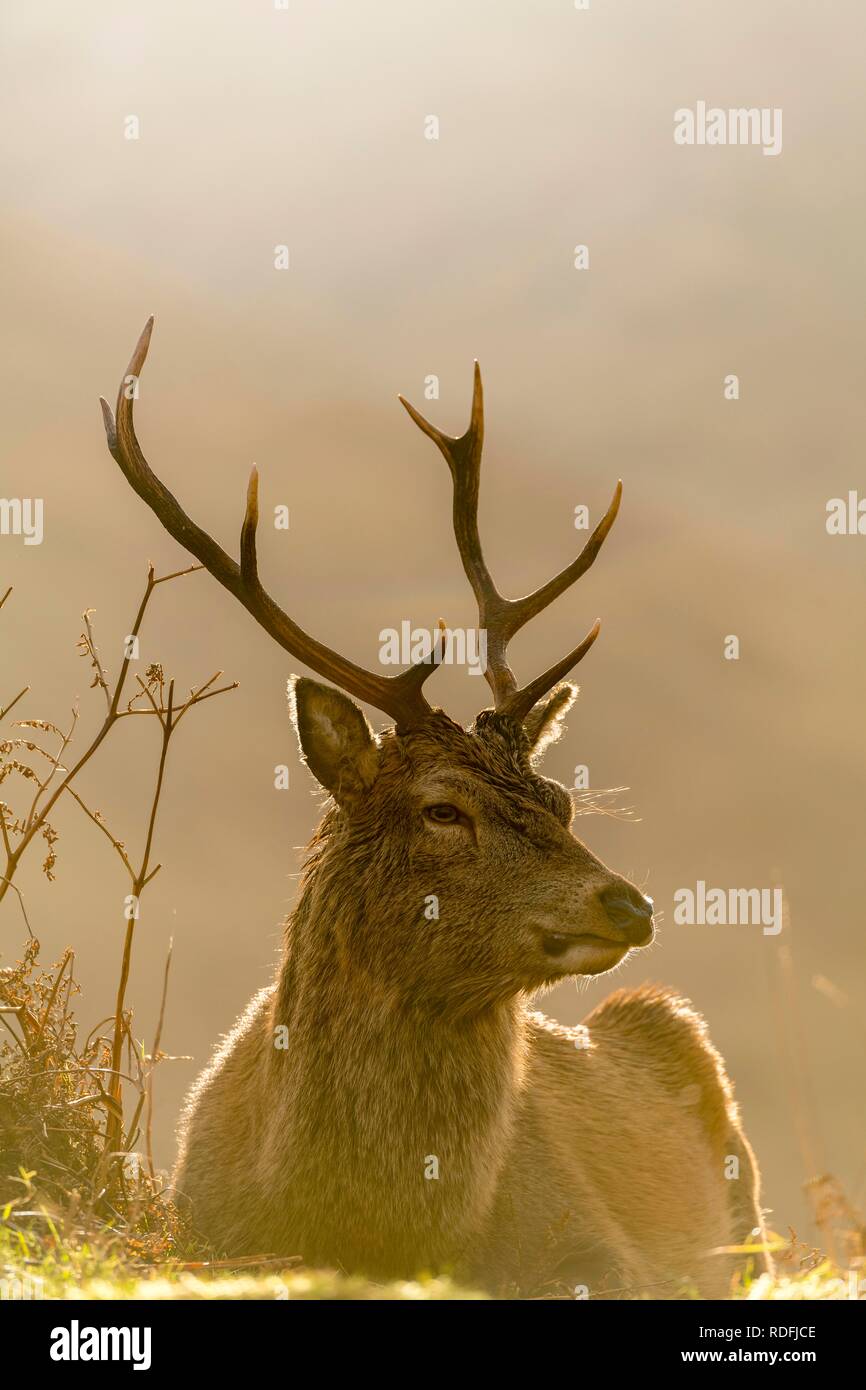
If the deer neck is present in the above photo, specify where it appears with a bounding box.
[270,867,528,1267]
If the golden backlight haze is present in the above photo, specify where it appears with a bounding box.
[2,1,864,1236]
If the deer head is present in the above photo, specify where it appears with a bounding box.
[100,321,654,1008]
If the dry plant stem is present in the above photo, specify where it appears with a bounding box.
[83,609,111,711]
[1,588,31,723]
[145,938,173,1179]
[0,875,33,937]
[0,563,201,908]
[101,667,234,1160]
[0,1008,28,1052]
[105,682,174,1152]
[63,786,134,877]
[0,687,30,722]
[117,681,236,720]
[0,563,236,1169]
[33,948,74,1046]
[25,706,79,826]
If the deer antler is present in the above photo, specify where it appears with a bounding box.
[100,318,440,730]
[399,365,621,723]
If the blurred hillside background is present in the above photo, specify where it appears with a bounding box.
[1,0,864,1239]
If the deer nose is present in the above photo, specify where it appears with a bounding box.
[598,885,654,946]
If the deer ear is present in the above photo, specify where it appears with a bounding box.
[288,676,379,803]
[523,682,578,759]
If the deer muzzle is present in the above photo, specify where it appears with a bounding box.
[596,884,655,947]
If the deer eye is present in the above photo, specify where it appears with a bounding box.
[425,803,461,825]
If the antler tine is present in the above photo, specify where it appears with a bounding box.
[100,318,441,730]
[398,364,497,614]
[399,364,517,708]
[499,621,601,724]
[400,366,621,719]
[508,479,622,633]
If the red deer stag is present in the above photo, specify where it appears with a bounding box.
[100,320,769,1297]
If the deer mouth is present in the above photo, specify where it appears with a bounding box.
[540,930,627,960]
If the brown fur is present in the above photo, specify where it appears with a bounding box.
[173,688,769,1297]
